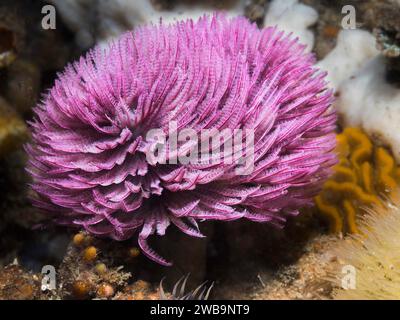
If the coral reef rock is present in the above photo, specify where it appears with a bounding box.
[4,59,41,115]
[0,97,27,156]
[0,264,43,300]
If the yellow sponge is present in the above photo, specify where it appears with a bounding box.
[315,127,400,233]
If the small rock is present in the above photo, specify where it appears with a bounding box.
[0,97,27,157]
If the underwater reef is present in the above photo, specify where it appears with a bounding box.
[2,0,400,301]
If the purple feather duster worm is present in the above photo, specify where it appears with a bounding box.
[26,14,337,266]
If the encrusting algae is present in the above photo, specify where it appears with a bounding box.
[315,127,400,234]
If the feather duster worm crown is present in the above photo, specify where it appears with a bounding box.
[26,14,337,266]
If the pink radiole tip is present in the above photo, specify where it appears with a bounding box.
[26,14,337,266]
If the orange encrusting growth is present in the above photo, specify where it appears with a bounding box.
[315,127,400,233]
